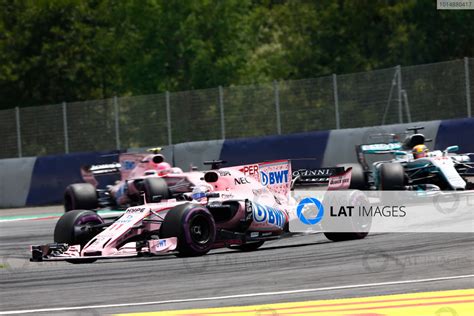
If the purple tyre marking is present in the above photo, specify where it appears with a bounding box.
[181,207,215,253]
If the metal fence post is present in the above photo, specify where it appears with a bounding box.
[397,65,403,123]
[166,91,172,145]
[218,86,226,139]
[62,102,69,153]
[274,80,282,134]
[15,107,22,157]
[332,74,340,129]
[114,96,121,150]
[465,57,472,117]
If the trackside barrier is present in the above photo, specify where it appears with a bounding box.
[219,130,330,170]
[0,118,472,208]
[434,118,474,153]
[173,140,224,171]
[321,120,442,167]
[25,151,120,206]
[0,157,36,207]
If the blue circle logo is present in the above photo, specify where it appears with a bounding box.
[297,197,324,225]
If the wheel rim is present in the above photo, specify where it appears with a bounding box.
[189,215,211,245]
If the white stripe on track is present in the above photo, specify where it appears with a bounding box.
[1,274,473,315]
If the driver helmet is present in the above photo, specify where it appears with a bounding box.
[155,162,172,175]
[192,184,212,202]
[412,144,429,159]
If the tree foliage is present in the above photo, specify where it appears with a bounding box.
[0,0,472,110]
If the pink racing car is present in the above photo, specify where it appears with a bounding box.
[31,160,368,263]
[64,150,184,212]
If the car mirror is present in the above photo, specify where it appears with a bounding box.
[445,145,459,153]
[393,151,407,156]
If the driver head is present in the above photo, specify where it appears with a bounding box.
[412,144,428,159]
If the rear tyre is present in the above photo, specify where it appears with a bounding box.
[336,163,367,190]
[64,183,98,212]
[54,209,104,264]
[160,203,216,256]
[143,177,170,203]
[379,163,405,190]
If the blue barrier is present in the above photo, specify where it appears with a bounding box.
[1,117,472,208]
[26,151,120,206]
[434,118,474,153]
[219,130,330,169]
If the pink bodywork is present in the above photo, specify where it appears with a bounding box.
[48,160,350,260]
[81,153,185,205]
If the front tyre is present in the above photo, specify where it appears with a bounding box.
[54,209,104,264]
[379,163,405,190]
[54,209,104,246]
[160,203,216,256]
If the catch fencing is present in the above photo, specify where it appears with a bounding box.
[0,57,472,159]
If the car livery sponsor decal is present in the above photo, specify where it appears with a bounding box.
[238,164,260,181]
[328,168,352,190]
[252,203,286,228]
[231,160,291,197]
[258,160,292,198]
[234,177,251,185]
[122,160,137,170]
[118,152,149,180]
[260,169,289,186]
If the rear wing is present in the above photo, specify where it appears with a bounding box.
[228,160,292,201]
[356,142,403,169]
[80,152,157,187]
[80,163,121,187]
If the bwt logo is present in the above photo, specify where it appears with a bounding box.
[122,160,136,170]
[253,203,285,228]
[297,197,324,225]
[260,170,289,186]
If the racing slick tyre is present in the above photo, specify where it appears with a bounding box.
[54,209,104,264]
[143,177,170,203]
[160,203,216,257]
[64,183,98,212]
[380,163,405,190]
[336,163,368,190]
[322,190,371,242]
[227,241,265,252]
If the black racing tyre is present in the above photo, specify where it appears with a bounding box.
[379,163,405,190]
[64,183,98,212]
[324,232,368,242]
[54,209,104,246]
[322,190,371,242]
[54,209,104,264]
[336,163,367,190]
[143,177,170,203]
[228,241,265,252]
[160,203,216,256]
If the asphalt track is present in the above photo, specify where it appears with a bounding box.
[0,205,473,315]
